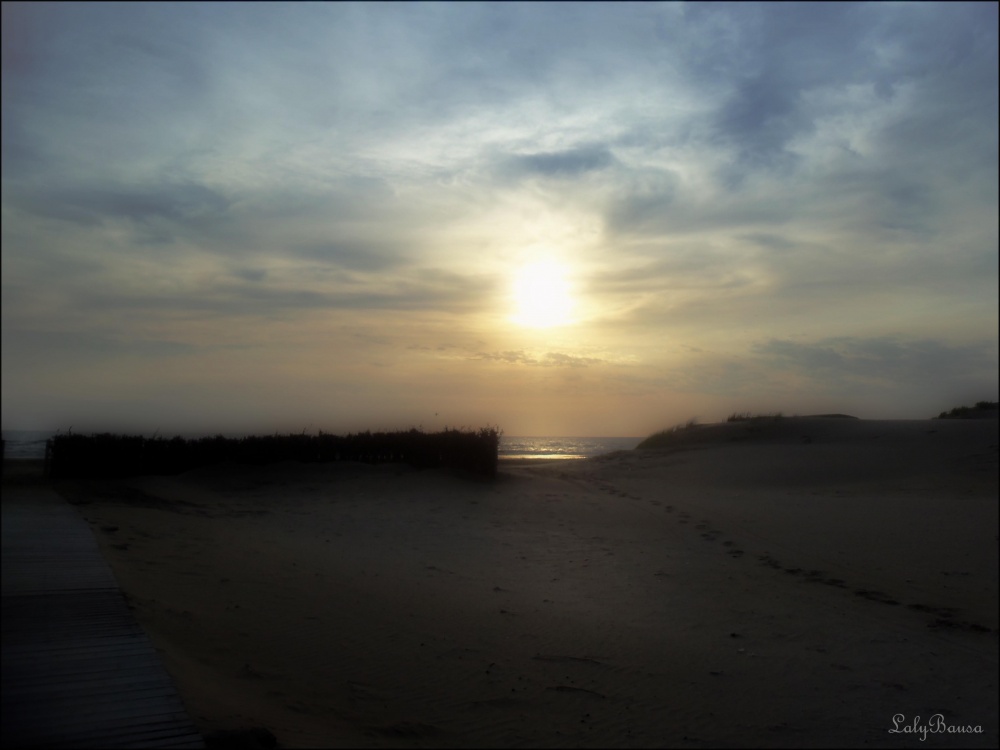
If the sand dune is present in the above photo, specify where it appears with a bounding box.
[61,418,998,747]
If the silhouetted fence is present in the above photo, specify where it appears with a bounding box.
[44,427,501,480]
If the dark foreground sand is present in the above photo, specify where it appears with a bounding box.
[52,418,997,747]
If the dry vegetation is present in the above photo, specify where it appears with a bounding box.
[935,401,999,419]
[44,427,502,480]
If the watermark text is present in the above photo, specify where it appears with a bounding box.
[889,714,983,741]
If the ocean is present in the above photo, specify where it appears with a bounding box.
[2,430,54,460]
[1,430,642,462]
[499,436,642,460]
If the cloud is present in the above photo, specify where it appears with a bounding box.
[499,145,617,180]
[602,169,681,234]
[11,182,231,228]
[704,4,877,174]
[753,336,997,388]
[474,350,538,366]
[473,350,606,368]
[543,352,605,368]
[54,268,494,321]
[587,247,758,299]
[233,268,268,283]
[288,242,406,273]
[0,329,199,368]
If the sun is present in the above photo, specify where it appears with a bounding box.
[510,259,575,328]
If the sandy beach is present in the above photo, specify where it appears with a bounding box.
[52,417,997,748]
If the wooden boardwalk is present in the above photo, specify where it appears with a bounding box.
[2,484,204,748]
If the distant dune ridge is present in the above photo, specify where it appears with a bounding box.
[5,406,995,747]
[638,402,998,450]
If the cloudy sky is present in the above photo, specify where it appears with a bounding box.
[2,2,997,437]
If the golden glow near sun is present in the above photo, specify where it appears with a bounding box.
[511,259,575,328]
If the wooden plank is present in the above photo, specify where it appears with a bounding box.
[3,614,143,634]
[3,671,177,699]
[1,698,197,748]
[4,649,163,675]
[4,672,178,700]
[6,722,205,750]
[4,702,190,738]
[43,725,208,750]
[4,608,139,622]
[4,657,176,680]
[2,638,158,660]
[3,622,147,643]
[2,624,147,646]
[3,690,183,717]
[9,699,192,726]
[2,631,152,652]
[1,487,204,749]
[124,735,208,750]
[4,669,174,695]
[14,712,198,739]
[6,696,190,729]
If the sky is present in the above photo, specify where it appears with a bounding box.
[2,2,998,437]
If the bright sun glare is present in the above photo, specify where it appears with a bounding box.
[511,259,575,328]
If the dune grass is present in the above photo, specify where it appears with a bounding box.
[45,426,503,480]
[935,401,999,419]
[638,410,793,449]
[726,411,785,422]
[635,418,701,449]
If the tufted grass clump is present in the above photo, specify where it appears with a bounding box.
[635,418,701,449]
[726,411,785,422]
